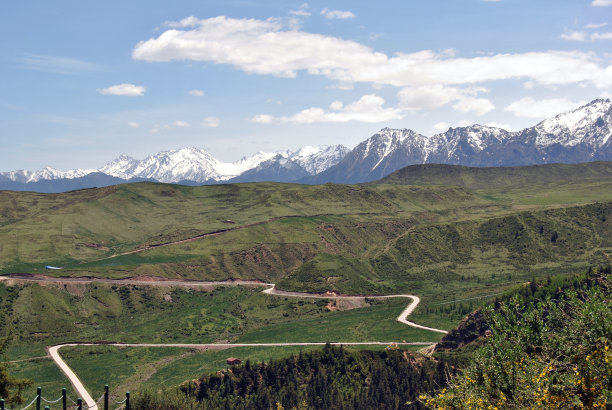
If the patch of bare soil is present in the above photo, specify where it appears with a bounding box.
[326,297,368,311]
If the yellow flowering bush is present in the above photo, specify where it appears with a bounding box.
[423,274,611,409]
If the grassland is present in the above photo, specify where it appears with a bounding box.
[1,280,443,398]
[2,162,612,399]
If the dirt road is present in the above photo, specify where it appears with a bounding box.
[3,275,448,408]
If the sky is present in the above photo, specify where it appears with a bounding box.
[1,0,612,171]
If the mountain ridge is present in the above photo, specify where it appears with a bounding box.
[2,98,611,191]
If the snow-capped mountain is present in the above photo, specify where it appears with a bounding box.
[2,98,612,191]
[0,144,350,189]
[0,167,95,183]
[307,98,612,183]
[227,145,351,183]
[98,146,349,183]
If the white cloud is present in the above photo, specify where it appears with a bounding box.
[485,122,513,130]
[252,114,274,124]
[174,120,190,127]
[164,16,201,28]
[458,120,473,127]
[584,22,608,29]
[202,117,220,127]
[591,0,612,6]
[561,31,587,41]
[452,97,495,116]
[98,83,146,97]
[398,85,493,115]
[504,97,584,119]
[188,89,204,96]
[562,29,612,41]
[591,32,612,40]
[252,94,402,124]
[133,16,612,89]
[127,121,140,128]
[290,9,311,17]
[321,8,355,19]
[433,122,450,131]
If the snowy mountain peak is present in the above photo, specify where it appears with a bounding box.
[535,99,612,147]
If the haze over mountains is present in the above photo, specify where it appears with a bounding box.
[2,98,611,192]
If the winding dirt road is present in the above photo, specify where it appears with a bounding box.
[3,275,448,409]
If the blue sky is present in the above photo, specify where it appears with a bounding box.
[1,0,611,171]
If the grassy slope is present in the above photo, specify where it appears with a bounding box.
[2,281,442,395]
[2,163,612,398]
[377,161,612,189]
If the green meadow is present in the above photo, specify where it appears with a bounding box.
[1,162,612,397]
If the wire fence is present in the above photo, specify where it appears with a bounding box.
[0,386,130,410]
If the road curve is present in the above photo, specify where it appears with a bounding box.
[2,275,448,406]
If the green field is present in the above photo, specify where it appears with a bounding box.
[2,162,612,400]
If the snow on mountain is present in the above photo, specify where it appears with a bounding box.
[3,98,612,189]
[98,145,348,183]
[307,98,612,184]
[289,145,350,174]
[534,98,612,148]
[0,169,33,183]
[0,167,95,183]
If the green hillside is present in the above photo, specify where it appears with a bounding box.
[1,164,612,297]
[377,161,612,189]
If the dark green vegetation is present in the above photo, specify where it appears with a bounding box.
[132,268,611,410]
[134,344,452,410]
[426,267,612,408]
[0,281,437,402]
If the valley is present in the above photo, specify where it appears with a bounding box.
[1,161,611,407]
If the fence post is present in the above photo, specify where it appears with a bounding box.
[125,392,130,410]
[36,387,41,410]
[104,385,109,410]
[77,397,82,410]
[62,388,67,410]
[0,398,4,410]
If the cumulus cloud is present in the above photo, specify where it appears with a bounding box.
[98,83,146,97]
[127,121,140,128]
[290,9,311,17]
[504,97,584,119]
[188,89,204,96]
[132,16,612,89]
[591,0,612,6]
[321,8,355,19]
[174,120,190,127]
[164,16,201,28]
[453,97,495,116]
[253,94,402,124]
[202,117,219,127]
[398,85,493,115]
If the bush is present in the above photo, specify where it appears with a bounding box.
[423,275,612,408]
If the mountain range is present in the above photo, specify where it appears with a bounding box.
[1,98,611,192]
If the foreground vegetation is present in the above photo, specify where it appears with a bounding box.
[129,268,611,409]
[426,266,612,408]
